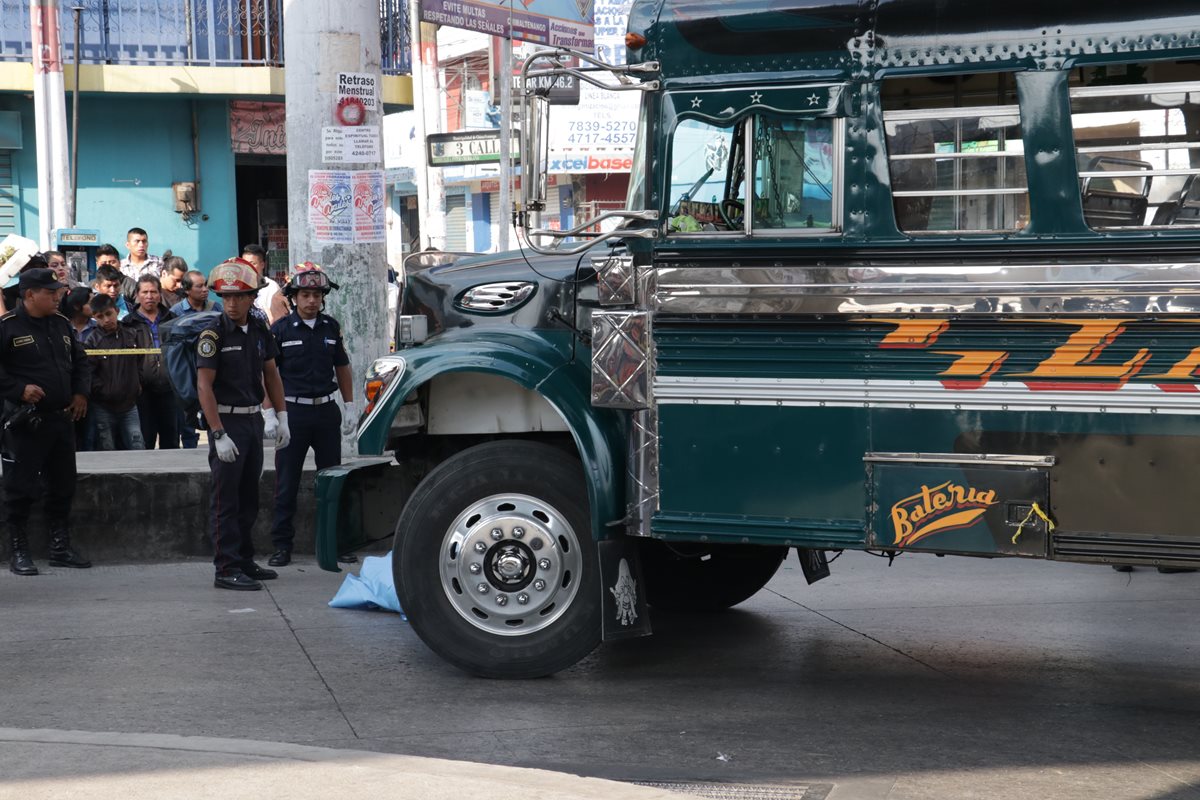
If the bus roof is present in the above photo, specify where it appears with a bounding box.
[626,0,1200,82]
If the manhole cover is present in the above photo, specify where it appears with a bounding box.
[631,782,832,800]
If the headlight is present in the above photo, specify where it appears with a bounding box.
[454,281,536,314]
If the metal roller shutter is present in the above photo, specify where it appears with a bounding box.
[0,152,15,235]
[445,194,467,252]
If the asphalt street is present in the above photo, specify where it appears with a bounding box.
[1,550,1198,799]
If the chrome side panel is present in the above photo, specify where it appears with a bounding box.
[628,408,659,537]
[649,262,1200,315]
[591,310,653,409]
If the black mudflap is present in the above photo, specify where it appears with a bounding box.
[598,537,653,641]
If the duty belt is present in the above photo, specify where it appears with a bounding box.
[284,392,338,406]
[217,404,261,415]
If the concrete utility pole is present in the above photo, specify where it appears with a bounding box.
[30,0,72,248]
[283,0,388,430]
[411,17,446,250]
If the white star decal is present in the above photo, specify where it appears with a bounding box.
[691,96,702,108]
[807,93,821,106]
[750,92,762,104]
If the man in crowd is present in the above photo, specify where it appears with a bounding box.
[121,227,161,280]
[124,274,177,449]
[267,263,356,567]
[169,270,222,317]
[159,256,189,307]
[85,293,145,451]
[241,244,288,324]
[0,268,91,575]
[196,258,289,590]
[93,264,132,320]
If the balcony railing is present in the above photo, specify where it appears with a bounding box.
[1,0,411,74]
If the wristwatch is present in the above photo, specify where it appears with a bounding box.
[212,429,227,440]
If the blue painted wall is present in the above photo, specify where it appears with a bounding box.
[0,94,238,275]
[471,190,490,252]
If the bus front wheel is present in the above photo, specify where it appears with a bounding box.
[393,440,601,679]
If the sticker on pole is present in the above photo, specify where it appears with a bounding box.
[337,73,378,113]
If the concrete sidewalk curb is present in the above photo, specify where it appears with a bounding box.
[0,727,703,800]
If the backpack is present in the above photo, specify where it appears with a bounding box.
[160,311,222,421]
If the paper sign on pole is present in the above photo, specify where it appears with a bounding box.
[336,72,379,112]
[352,170,387,244]
[322,126,382,163]
[308,170,353,244]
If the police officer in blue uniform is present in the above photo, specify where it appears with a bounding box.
[196,258,291,591]
[0,268,91,575]
[266,263,356,567]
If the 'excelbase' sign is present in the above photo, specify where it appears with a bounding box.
[547,154,635,173]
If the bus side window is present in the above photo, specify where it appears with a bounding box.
[882,72,1027,235]
[753,116,838,231]
[1069,61,1200,231]
[667,118,741,232]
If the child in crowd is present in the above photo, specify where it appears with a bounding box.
[60,287,96,342]
[85,294,145,450]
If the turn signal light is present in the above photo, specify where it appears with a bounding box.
[626,32,647,50]
[362,359,404,418]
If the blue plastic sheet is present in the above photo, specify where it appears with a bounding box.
[328,551,405,617]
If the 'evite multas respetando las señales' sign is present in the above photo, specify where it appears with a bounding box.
[420,0,594,51]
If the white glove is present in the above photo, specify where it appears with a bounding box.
[263,407,279,440]
[214,433,239,463]
[275,410,291,449]
[341,401,358,436]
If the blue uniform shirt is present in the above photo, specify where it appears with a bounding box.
[196,313,279,407]
[269,311,350,398]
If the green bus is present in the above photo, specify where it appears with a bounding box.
[319,0,1200,677]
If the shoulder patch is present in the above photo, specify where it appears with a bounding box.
[0,312,14,321]
[199,329,220,340]
[197,337,218,359]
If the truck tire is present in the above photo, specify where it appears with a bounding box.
[393,440,601,679]
[641,541,788,612]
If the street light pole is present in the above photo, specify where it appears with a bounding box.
[70,5,82,227]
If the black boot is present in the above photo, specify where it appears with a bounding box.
[48,529,91,569]
[9,529,37,576]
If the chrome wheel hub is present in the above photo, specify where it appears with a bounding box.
[441,493,582,636]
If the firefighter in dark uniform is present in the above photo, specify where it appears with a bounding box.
[0,268,91,576]
[196,258,290,591]
[266,263,356,567]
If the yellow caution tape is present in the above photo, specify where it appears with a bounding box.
[85,348,162,356]
[1012,501,1055,544]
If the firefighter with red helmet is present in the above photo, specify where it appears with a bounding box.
[265,262,356,567]
[196,258,290,591]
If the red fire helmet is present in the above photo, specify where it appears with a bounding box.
[209,258,260,295]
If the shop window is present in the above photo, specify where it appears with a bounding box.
[1070,61,1200,230]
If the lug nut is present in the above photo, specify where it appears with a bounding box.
[476,583,489,594]
[468,563,482,574]
[490,528,503,540]
[530,538,543,551]
[474,541,487,553]
[533,579,546,591]
[495,594,509,606]
[512,526,525,538]
[517,593,530,605]
[538,558,551,570]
